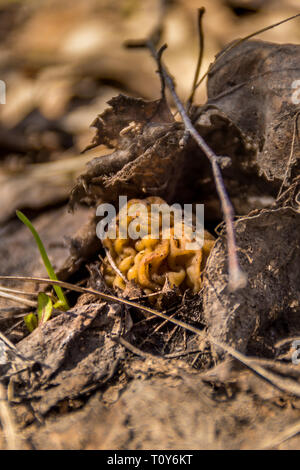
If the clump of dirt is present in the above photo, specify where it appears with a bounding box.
[203,207,300,357]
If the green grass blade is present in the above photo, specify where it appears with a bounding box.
[16,210,69,310]
[24,313,38,332]
[37,292,53,324]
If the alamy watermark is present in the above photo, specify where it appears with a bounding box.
[292,340,300,364]
[291,79,300,105]
[0,80,6,104]
[96,196,205,250]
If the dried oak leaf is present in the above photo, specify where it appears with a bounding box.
[203,207,300,356]
[70,94,185,206]
[206,40,300,188]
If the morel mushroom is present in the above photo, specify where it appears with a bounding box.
[102,197,215,296]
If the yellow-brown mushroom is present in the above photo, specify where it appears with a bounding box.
[102,197,215,298]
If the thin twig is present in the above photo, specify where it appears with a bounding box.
[0,286,37,297]
[125,14,245,289]
[168,324,178,343]
[0,291,36,308]
[4,319,25,335]
[3,275,300,397]
[0,275,205,336]
[261,420,300,450]
[0,383,20,450]
[157,43,167,99]
[129,290,165,300]
[275,336,300,349]
[191,352,201,367]
[194,12,300,93]
[147,311,177,338]
[186,7,205,111]
[0,331,17,350]
[164,348,208,359]
[103,250,127,284]
[113,336,206,361]
[277,111,300,200]
[146,41,246,290]
[111,335,157,360]
[126,11,300,290]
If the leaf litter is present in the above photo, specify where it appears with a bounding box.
[1,0,300,450]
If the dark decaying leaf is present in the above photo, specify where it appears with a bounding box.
[70,94,264,219]
[206,40,300,188]
[70,94,186,206]
[70,41,300,219]
[203,207,300,356]
[86,94,175,151]
[6,300,124,415]
[183,110,272,217]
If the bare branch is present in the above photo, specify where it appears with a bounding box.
[186,7,205,111]
[157,44,168,99]
[145,41,246,290]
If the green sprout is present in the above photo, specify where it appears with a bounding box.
[16,210,69,330]
[24,312,38,333]
[24,293,54,332]
[37,292,53,323]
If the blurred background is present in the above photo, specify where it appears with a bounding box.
[0,0,299,224]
